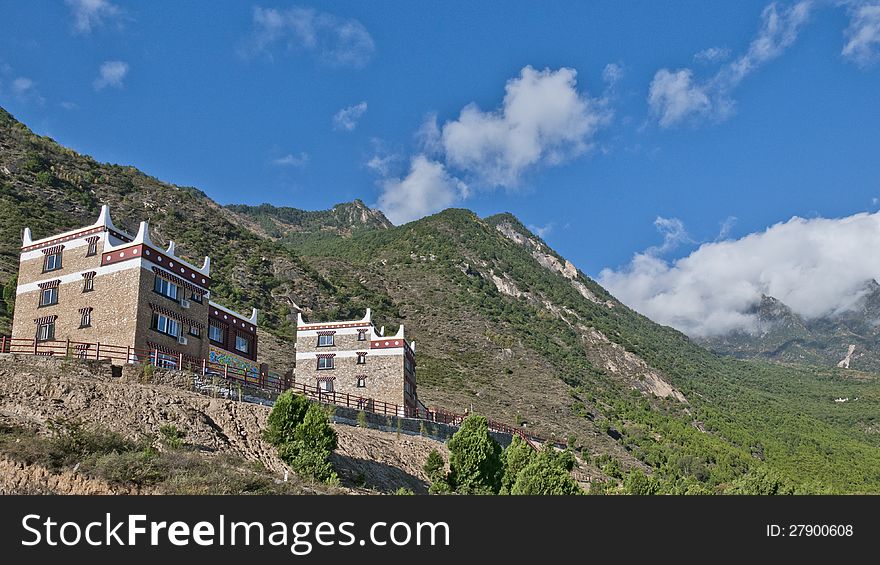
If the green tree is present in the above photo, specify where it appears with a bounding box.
[264,390,311,446]
[510,445,582,495]
[447,415,503,494]
[500,435,534,494]
[623,469,659,495]
[725,467,796,495]
[424,449,446,482]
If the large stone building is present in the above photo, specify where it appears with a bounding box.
[295,309,418,416]
[11,205,259,374]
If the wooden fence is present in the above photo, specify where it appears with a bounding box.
[0,335,559,448]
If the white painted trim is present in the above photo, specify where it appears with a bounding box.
[20,234,97,262]
[297,327,376,338]
[16,257,142,294]
[208,300,259,326]
[296,349,403,360]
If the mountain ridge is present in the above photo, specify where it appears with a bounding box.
[2,106,880,493]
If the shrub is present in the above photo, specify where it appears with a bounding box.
[264,390,310,446]
[357,410,368,428]
[510,445,582,495]
[623,469,659,495]
[423,449,445,483]
[394,487,414,495]
[159,424,185,449]
[446,414,503,494]
[500,435,534,494]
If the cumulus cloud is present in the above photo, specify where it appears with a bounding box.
[600,211,880,337]
[842,2,880,66]
[694,46,732,64]
[332,101,367,130]
[65,0,122,34]
[374,65,608,224]
[272,152,309,167]
[377,155,468,225]
[440,65,608,187]
[246,6,375,68]
[6,77,44,104]
[527,223,554,239]
[93,60,128,90]
[649,1,812,127]
[648,217,691,255]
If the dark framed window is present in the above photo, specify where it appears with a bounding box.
[357,353,366,365]
[235,335,250,354]
[86,239,98,257]
[43,253,62,272]
[318,379,334,392]
[357,377,367,388]
[80,309,92,328]
[190,290,203,303]
[37,321,55,342]
[154,276,179,301]
[357,330,367,341]
[39,287,58,307]
[152,313,180,338]
[209,324,224,342]
[83,277,94,293]
[317,334,334,347]
[317,357,334,370]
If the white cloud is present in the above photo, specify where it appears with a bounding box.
[717,215,738,240]
[648,216,691,255]
[93,60,128,90]
[272,152,309,167]
[648,69,712,127]
[8,77,44,104]
[440,65,608,187]
[527,223,554,238]
[65,0,122,34]
[649,1,812,127]
[602,62,624,86]
[377,155,467,225]
[843,3,880,66]
[600,211,880,337]
[694,46,732,64]
[332,101,368,131]
[247,6,375,68]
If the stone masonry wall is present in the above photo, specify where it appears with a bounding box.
[132,268,209,360]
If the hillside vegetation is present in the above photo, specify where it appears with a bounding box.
[2,106,879,493]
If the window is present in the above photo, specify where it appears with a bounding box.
[40,287,58,307]
[37,321,55,342]
[357,353,366,365]
[83,276,94,293]
[80,309,92,328]
[86,239,98,257]
[317,356,334,370]
[209,324,224,342]
[235,335,250,354]
[318,380,334,392]
[317,334,334,347]
[189,325,201,338]
[44,253,62,272]
[357,330,367,341]
[152,313,180,338]
[153,276,179,301]
[190,291,203,303]
[357,377,367,388]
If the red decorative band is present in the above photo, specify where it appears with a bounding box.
[299,322,372,331]
[209,309,257,334]
[34,315,57,325]
[37,280,61,290]
[152,267,206,294]
[149,302,205,329]
[22,226,105,253]
[371,339,404,349]
[316,353,336,359]
[41,245,65,255]
[82,271,96,279]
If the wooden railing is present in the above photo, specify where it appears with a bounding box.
[0,335,558,448]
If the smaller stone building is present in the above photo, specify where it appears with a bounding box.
[295,309,418,416]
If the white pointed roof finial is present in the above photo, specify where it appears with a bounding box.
[362,308,372,322]
[22,227,33,246]
[201,256,211,275]
[166,241,177,255]
[380,325,385,336]
[394,324,405,338]
[250,308,259,325]
[297,312,306,326]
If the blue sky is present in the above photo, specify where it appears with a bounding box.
[2,1,880,335]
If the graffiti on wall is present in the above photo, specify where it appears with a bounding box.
[209,347,259,379]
